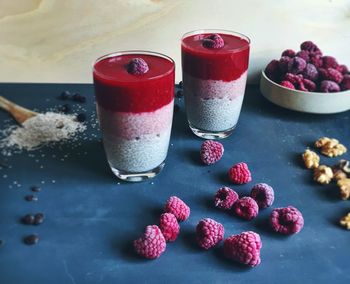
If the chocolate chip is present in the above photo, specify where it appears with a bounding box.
[76,113,86,122]
[23,234,39,245]
[176,90,183,98]
[174,104,180,113]
[31,186,41,192]
[22,214,35,225]
[25,195,38,202]
[59,91,71,100]
[34,213,45,225]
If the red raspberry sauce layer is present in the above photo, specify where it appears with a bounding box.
[182,33,250,82]
[94,54,175,113]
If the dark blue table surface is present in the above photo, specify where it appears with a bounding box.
[0,83,349,284]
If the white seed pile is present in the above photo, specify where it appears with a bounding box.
[1,112,86,154]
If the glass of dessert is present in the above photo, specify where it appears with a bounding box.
[181,29,250,139]
[93,51,175,182]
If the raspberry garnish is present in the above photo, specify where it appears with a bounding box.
[270,206,304,235]
[250,183,274,209]
[126,58,149,75]
[164,196,190,222]
[280,80,295,89]
[234,197,259,220]
[133,225,166,259]
[196,218,224,250]
[200,140,224,165]
[320,80,340,93]
[214,187,239,210]
[202,34,225,49]
[159,213,180,242]
[287,57,307,74]
[228,162,252,184]
[224,231,262,267]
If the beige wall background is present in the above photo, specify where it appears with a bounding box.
[0,0,349,83]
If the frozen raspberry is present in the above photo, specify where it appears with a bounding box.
[196,218,224,250]
[224,231,262,267]
[250,183,274,209]
[164,196,190,222]
[325,68,343,84]
[202,34,224,49]
[228,162,252,184]
[278,56,291,73]
[318,68,328,80]
[126,58,149,75]
[284,73,303,85]
[280,80,295,89]
[133,225,166,259]
[340,74,350,91]
[214,187,239,210]
[302,79,316,92]
[320,80,340,93]
[337,64,349,75]
[296,50,310,62]
[322,56,338,69]
[302,63,318,81]
[309,54,323,68]
[265,60,281,81]
[300,41,322,55]
[234,197,259,220]
[296,80,308,92]
[281,49,296,58]
[287,57,307,74]
[270,206,304,235]
[200,140,224,165]
[159,213,180,242]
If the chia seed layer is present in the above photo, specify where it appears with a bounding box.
[184,71,247,131]
[97,100,173,172]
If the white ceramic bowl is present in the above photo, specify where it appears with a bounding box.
[260,70,350,114]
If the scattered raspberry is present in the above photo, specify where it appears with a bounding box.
[309,54,323,68]
[250,183,274,209]
[214,187,239,210]
[196,218,224,250]
[280,80,295,89]
[265,60,281,81]
[302,63,318,81]
[228,162,252,184]
[278,56,291,73]
[224,231,262,267]
[133,225,166,259]
[281,49,296,58]
[300,41,322,55]
[234,197,259,220]
[164,196,190,222]
[341,74,350,91]
[325,68,343,84]
[127,58,149,75]
[200,140,224,165]
[159,213,180,242]
[287,57,307,74]
[322,56,338,69]
[270,206,304,235]
[320,80,340,93]
[202,34,224,49]
[337,64,349,75]
[296,50,310,62]
[302,79,316,92]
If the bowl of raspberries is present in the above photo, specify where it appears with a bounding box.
[260,41,350,114]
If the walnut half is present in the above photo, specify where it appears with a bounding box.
[340,213,350,230]
[313,165,333,184]
[302,149,320,169]
[337,178,350,200]
[315,137,347,157]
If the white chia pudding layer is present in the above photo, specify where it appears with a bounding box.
[184,71,247,132]
[97,100,173,173]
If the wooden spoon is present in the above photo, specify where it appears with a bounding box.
[0,96,38,124]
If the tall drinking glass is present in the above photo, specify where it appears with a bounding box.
[181,29,250,139]
[93,51,175,182]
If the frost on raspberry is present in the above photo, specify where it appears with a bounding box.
[214,187,239,210]
[159,213,180,242]
[164,196,190,222]
[270,206,304,235]
[234,197,259,220]
[133,225,166,259]
[228,162,252,184]
[200,140,224,165]
[196,218,224,250]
